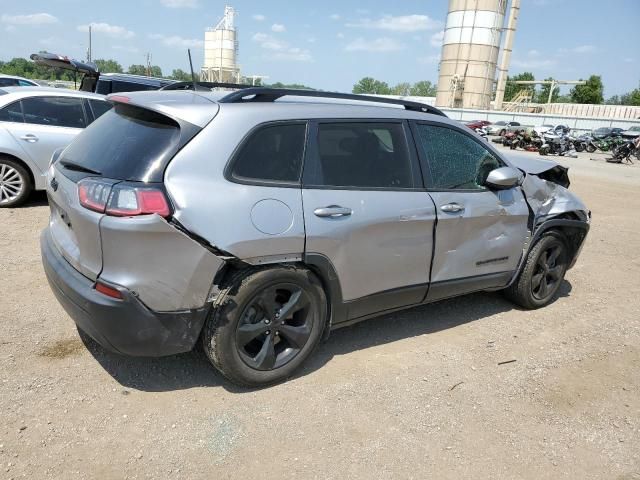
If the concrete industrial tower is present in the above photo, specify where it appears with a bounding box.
[435,0,519,110]
[201,5,240,83]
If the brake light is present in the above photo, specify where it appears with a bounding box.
[78,179,171,218]
[95,281,123,300]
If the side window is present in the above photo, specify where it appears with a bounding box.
[0,101,24,123]
[415,124,503,190]
[0,78,18,87]
[309,122,413,189]
[88,99,113,122]
[231,123,306,183]
[18,80,35,87]
[21,97,87,128]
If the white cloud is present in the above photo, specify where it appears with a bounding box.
[512,58,556,69]
[1,13,58,25]
[252,32,312,62]
[622,57,634,63]
[330,14,341,21]
[78,22,135,39]
[5,25,17,33]
[252,14,266,21]
[345,37,404,53]
[160,0,198,8]
[430,30,444,47]
[572,44,596,54]
[347,14,442,32]
[336,32,345,39]
[113,45,140,54]
[149,33,203,48]
[271,23,286,32]
[418,54,440,64]
[528,49,540,57]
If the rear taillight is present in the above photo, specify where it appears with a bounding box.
[78,178,171,218]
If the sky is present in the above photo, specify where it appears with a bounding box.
[0,0,638,97]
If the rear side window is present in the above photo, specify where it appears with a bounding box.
[0,78,18,87]
[21,97,87,128]
[231,123,306,184]
[415,124,503,190]
[59,104,188,182]
[88,99,112,121]
[0,101,23,123]
[307,122,413,189]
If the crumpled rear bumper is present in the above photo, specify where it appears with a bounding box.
[41,228,208,357]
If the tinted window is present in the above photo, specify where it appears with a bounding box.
[18,80,35,86]
[0,78,18,87]
[21,97,87,128]
[0,101,24,123]
[60,104,183,182]
[232,123,306,183]
[88,99,113,121]
[309,122,413,189]
[415,124,503,190]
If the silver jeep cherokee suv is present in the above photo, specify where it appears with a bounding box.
[41,88,590,386]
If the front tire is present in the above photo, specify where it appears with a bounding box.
[539,146,550,156]
[0,157,31,208]
[504,232,568,310]
[202,266,327,387]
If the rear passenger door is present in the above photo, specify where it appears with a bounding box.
[6,96,88,177]
[412,122,529,301]
[302,120,436,321]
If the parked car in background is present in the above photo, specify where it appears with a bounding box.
[0,74,40,88]
[592,127,624,139]
[464,119,492,130]
[487,121,521,135]
[41,87,590,386]
[621,126,640,138]
[534,124,570,136]
[0,87,111,207]
[30,52,176,94]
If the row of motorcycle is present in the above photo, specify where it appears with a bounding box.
[479,127,640,163]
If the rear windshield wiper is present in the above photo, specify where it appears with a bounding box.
[59,161,102,175]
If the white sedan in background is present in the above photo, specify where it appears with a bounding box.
[0,74,41,88]
[0,87,111,207]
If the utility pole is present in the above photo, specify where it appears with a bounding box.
[89,25,92,62]
[145,53,152,76]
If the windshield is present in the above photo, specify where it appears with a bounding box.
[59,104,195,183]
[495,121,506,126]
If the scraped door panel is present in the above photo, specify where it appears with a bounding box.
[428,188,529,284]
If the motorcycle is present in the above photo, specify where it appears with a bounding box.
[501,131,518,148]
[509,129,540,151]
[539,132,576,157]
[609,137,640,163]
[474,127,488,141]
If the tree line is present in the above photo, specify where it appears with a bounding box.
[504,72,640,106]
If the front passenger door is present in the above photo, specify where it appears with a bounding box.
[412,122,530,301]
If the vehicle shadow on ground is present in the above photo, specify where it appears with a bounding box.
[82,280,572,393]
[20,191,48,208]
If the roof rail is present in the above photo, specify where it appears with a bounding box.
[160,81,253,91]
[218,88,447,117]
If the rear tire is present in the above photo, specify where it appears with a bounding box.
[0,157,32,208]
[202,266,327,387]
[586,144,596,153]
[504,232,568,310]
[539,146,549,156]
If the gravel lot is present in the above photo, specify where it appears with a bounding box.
[1,148,639,479]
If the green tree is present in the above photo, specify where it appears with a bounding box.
[504,72,535,102]
[170,68,195,81]
[127,64,163,77]
[149,65,163,78]
[267,81,314,90]
[536,77,559,103]
[391,82,412,96]
[94,59,123,74]
[606,95,621,105]
[619,85,640,106]
[570,75,604,104]
[352,77,391,95]
[409,80,436,97]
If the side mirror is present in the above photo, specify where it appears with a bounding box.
[485,167,523,190]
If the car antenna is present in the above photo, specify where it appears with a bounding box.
[187,49,197,91]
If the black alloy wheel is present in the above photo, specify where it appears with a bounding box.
[530,241,565,301]
[235,283,313,371]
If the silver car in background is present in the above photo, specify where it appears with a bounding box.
[41,88,590,387]
[0,87,111,207]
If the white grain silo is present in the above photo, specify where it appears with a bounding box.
[201,5,240,83]
[435,0,508,109]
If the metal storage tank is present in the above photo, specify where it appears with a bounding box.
[435,0,507,109]
[201,5,240,83]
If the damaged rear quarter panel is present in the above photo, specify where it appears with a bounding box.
[99,215,224,312]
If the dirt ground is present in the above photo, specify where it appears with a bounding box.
[1,148,639,480]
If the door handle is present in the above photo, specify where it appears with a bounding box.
[20,134,38,143]
[313,206,352,218]
[440,203,465,213]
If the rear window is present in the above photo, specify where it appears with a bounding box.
[59,104,196,182]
